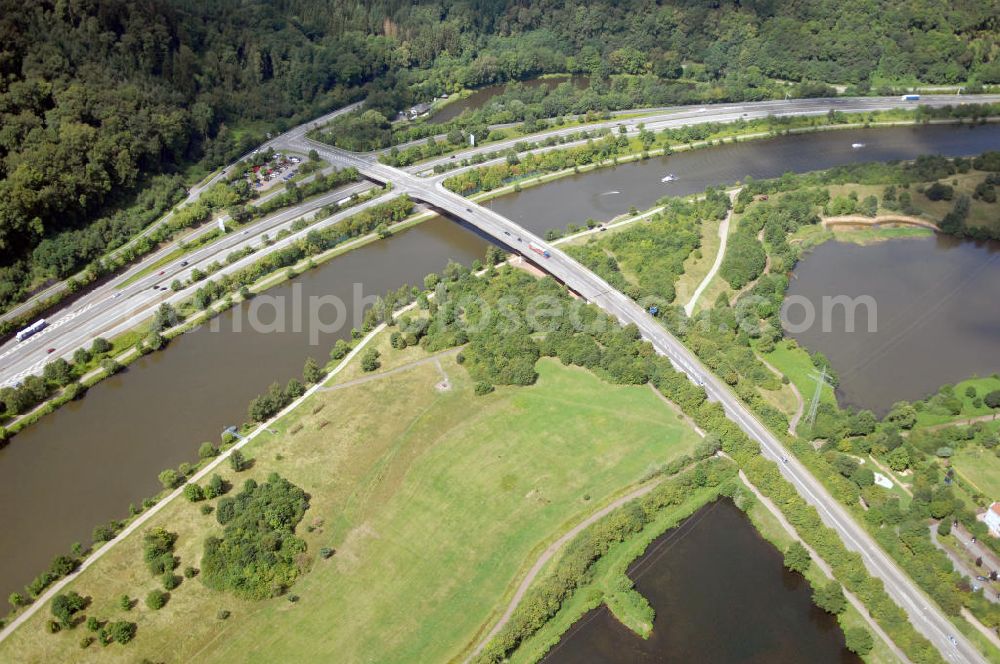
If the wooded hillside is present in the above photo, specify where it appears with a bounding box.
[1,0,997,308]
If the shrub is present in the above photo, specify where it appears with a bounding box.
[329,339,351,360]
[184,566,199,579]
[812,580,847,615]
[105,620,136,644]
[201,474,310,599]
[360,347,381,372]
[205,473,227,498]
[474,381,495,396]
[217,609,231,620]
[229,449,248,472]
[319,547,334,559]
[184,484,205,502]
[146,590,168,610]
[158,468,182,490]
[925,182,954,201]
[844,627,874,655]
[50,591,87,627]
[117,594,131,611]
[783,541,811,574]
[162,573,181,590]
[142,527,177,576]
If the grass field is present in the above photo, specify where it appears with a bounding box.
[673,215,722,308]
[0,346,700,663]
[908,172,1000,235]
[759,339,838,409]
[691,210,740,314]
[914,375,1000,428]
[952,445,1000,499]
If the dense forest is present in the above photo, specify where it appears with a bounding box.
[1,0,998,309]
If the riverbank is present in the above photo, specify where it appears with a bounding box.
[0,341,704,661]
[2,126,1000,645]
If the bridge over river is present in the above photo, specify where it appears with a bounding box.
[286,134,987,664]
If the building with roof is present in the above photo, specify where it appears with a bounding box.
[984,502,1000,537]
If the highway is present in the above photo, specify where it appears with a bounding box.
[5,94,999,390]
[0,92,995,660]
[293,137,989,664]
[390,94,1000,176]
[0,101,364,326]
[0,180,379,389]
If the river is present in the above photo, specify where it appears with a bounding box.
[1,123,999,601]
[542,500,859,664]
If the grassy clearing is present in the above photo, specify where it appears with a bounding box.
[757,380,802,421]
[760,339,838,408]
[691,209,740,313]
[909,172,1000,234]
[673,215,722,307]
[914,376,1000,428]
[0,348,700,663]
[830,226,934,244]
[952,446,1000,499]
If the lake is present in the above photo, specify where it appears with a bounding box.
[542,500,860,664]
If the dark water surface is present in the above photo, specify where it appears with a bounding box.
[542,500,860,664]
[784,234,1000,415]
[429,76,590,124]
[2,124,999,600]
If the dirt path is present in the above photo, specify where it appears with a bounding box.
[867,456,913,496]
[822,214,940,230]
[684,188,741,317]
[318,348,461,392]
[739,470,912,664]
[464,480,664,663]
[923,413,999,432]
[755,353,804,436]
[647,384,705,437]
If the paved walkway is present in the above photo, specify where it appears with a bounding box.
[928,525,1000,605]
[684,189,740,317]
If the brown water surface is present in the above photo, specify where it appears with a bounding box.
[542,500,859,664]
[2,124,999,600]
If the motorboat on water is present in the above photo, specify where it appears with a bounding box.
[851,142,865,149]
[661,174,677,183]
